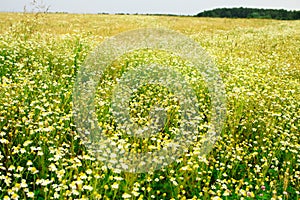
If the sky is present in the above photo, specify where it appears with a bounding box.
[1,0,300,15]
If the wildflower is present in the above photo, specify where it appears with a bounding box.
[20,148,26,154]
[28,167,39,174]
[23,140,32,147]
[79,172,87,179]
[212,196,222,200]
[113,176,124,181]
[111,182,119,189]
[16,166,24,172]
[132,191,139,197]
[54,192,60,199]
[26,192,34,198]
[122,193,131,199]
[0,138,9,144]
[3,196,10,200]
[223,190,230,196]
[86,169,93,175]
[8,165,15,171]
[11,193,19,200]
[21,180,28,188]
[83,185,93,191]
[26,160,33,166]
[247,191,255,198]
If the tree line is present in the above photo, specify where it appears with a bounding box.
[196,7,300,20]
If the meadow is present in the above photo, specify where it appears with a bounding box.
[0,12,299,199]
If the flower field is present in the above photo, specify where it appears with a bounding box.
[0,13,299,199]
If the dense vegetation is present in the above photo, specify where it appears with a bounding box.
[0,13,299,199]
[196,7,300,20]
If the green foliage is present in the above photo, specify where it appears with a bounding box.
[196,7,300,20]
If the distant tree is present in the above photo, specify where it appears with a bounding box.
[196,7,300,20]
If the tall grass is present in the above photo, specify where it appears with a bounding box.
[0,12,299,199]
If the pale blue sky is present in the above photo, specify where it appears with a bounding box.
[1,0,300,15]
